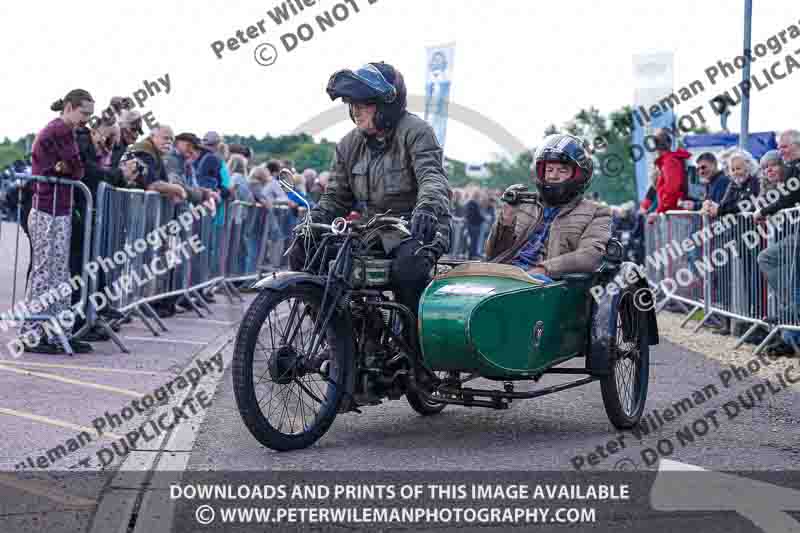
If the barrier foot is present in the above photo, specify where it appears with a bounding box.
[733,323,761,350]
[95,319,130,354]
[692,311,714,333]
[50,321,74,356]
[753,327,781,356]
[229,283,245,303]
[191,289,213,314]
[142,303,169,333]
[133,306,160,337]
[226,280,245,303]
[220,281,237,305]
[680,305,702,328]
[180,292,205,318]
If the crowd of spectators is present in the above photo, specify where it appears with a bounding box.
[638,128,800,356]
[5,89,330,354]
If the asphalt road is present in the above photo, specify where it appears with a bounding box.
[191,338,800,473]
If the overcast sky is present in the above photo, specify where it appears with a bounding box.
[1,0,798,163]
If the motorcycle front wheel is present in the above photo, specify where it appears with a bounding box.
[233,285,351,451]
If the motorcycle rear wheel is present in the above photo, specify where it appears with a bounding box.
[406,371,451,416]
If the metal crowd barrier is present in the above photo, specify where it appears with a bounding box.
[644,209,800,354]
[1,176,93,355]
[224,201,279,283]
[2,177,303,357]
[750,207,800,352]
[654,211,707,315]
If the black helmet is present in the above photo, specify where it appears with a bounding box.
[532,133,594,205]
[326,62,408,131]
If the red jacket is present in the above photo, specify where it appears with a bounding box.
[653,148,690,213]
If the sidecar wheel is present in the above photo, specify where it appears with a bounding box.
[601,291,649,429]
[233,286,351,451]
[406,371,450,416]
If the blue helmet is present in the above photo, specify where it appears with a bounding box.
[326,62,408,131]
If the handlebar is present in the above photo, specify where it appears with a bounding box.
[298,215,409,236]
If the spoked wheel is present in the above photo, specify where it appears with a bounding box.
[233,286,351,451]
[406,370,453,416]
[601,291,650,429]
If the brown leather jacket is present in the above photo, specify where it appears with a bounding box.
[485,195,611,278]
[312,112,452,255]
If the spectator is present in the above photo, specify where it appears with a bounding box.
[228,154,252,202]
[175,132,226,301]
[71,117,128,339]
[679,153,730,210]
[226,154,255,276]
[264,160,290,203]
[92,121,120,169]
[111,110,144,168]
[162,141,219,314]
[302,168,318,196]
[128,125,187,201]
[452,188,466,217]
[759,149,785,194]
[203,135,233,288]
[264,160,290,268]
[755,129,800,220]
[242,167,273,275]
[704,150,759,217]
[228,143,253,162]
[754,130,800,356]
[125,125,190,318]
[202,133,233,200]
[639,167,660,215]
[648,129,690,223]
[20,89,99,354]
[309,171,329,204]
[163,142,219,206]
[701,150,760,337]
[464,190,485,260]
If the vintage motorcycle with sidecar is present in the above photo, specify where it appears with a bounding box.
[232,179,659,451]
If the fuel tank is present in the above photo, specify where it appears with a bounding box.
[418,263,592,379]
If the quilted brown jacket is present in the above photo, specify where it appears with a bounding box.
[485,195,611,278]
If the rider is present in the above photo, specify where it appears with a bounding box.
[290,62,452,317]
[486,133,611,279]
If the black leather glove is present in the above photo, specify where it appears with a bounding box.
[410,205,438,245]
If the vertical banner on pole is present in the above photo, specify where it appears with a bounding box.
[424,43,455,149]
[632,52,674,203]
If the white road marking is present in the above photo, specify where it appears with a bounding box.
[0,364,143,397]
[0,407,123,439]
[122,336,207,346]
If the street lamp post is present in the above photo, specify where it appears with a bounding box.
[740,0,752,149]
